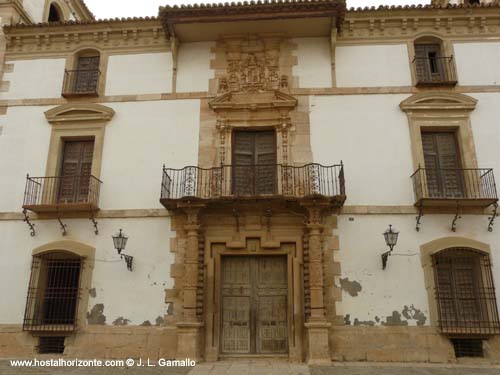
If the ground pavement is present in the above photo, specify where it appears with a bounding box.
[1,360,500,375]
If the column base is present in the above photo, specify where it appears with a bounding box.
[305,320,331,365]
[176,321,204,361]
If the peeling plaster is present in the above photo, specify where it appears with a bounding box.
[113,317,131,326]
[87,304,106,325]
[156,316,165,326]
[89,288,96,298]
[382,311,408,326]
[402,304,427,326]
[141,320,152,326]
[339,277,362,297]
[353,318,375,326]
[344,314,351,326]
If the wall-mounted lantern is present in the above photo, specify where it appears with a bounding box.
[381,224,399,270]
[112,229,133,271]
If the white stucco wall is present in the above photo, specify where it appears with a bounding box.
[0,106,52,212]
[293,37,332,88]
[336,44,412,87]
[470,93,500,173]
[99,100,200,210]
[105,53,173,96]
[176,42,214,93]
[454,42,500,86]
[0,217,175,325]
[337,214,500,326]
[309,94,414,205]
[0,59,66,100]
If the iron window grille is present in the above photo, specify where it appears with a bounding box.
[451,339,484,358]
[433,248,500,336]
[23,252,82,333]
[37,336,66,354]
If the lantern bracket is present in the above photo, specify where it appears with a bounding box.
[381,250,391,270]
[121,254,134,272]
[57,215,67,236]
[451,201,461,232]
[415,204,423,232]
[89,213,99,235]
[488,203,498,232]
[23,209,36,237]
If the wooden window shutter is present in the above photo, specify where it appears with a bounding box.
[422,132,463,198]
[415,44,443,82]
[233,131,276,196]
[58,140,94,203]
[75,56,100,94]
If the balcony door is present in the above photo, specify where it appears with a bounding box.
[415,44,444,82]
[58,140,94,204]
[74,55,100,94]
[422,132,464,198]
[233,130,277,196]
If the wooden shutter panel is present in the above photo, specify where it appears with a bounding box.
[422,132,463,198]
[59,140,94,203]
[233,131,276,196]
[75,56,100,93]
[255,132,276,195]
[415,44,443,82]
[233,132,255,196]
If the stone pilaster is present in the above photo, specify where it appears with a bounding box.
[303,203,331,364]
[176,205,204,361]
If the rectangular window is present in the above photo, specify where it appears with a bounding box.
[433,248,500,336]
[415,44,445,82]
[74,56,100,94]
[232,130,277,196]
[58,139,95,204]
[422,132,464,198]
[23,253,82,332]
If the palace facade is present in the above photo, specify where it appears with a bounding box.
[0,0,500,365]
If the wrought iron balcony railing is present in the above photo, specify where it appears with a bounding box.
[411,167,498,206]
[413,56,457,86]
[23,174,102,213]
[62,69,100,97]
[160,163,345,207]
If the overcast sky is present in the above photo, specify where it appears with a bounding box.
[84,0,424,20]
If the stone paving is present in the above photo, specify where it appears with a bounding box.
[1,360,500,375]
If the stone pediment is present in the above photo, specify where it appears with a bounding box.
[45,103,115,124]
[209,90,297,112]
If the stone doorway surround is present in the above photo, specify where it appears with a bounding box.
[166,200,341,364]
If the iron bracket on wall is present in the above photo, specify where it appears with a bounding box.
[57,215,67,236]
[415,204,424,232]
[121,254,134,271]
[488,203,498,232]
[22,209,36,237]
[89,214,99,235]
[451,201,461,232]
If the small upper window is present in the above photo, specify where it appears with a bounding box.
[413,37,457,86]
[48,3,63,22]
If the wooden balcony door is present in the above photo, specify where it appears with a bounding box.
[75,56,100,94]
[221,256,288,355]
[58,140,94,204]
[422,132,464,198]
[233,130,277,196]
[415,44,444,82]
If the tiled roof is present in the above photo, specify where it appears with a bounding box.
[349,2,500,12]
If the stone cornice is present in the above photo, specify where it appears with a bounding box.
[0,0,33,24]
[70,0,94,21]
[3,18,168,57]
[341,6,500,42]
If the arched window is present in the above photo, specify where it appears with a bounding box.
[63,50,101,97]
[48,3,63,22]
[432,248,500,336]
[413,36,457,86]
[23,251,82,335]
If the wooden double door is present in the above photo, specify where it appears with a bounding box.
[221,256,288,355]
